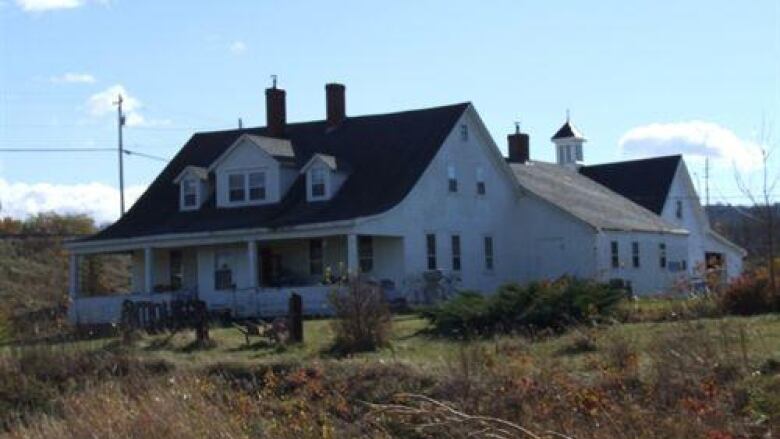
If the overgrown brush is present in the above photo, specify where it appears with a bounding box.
[328,279,392,355]
[424,278,625,336]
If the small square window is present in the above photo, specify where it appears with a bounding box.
[228,173,245,202]
[460,124,468,141]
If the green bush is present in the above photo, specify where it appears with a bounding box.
[424,277,626,336]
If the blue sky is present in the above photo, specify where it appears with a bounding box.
[0,0,778,222]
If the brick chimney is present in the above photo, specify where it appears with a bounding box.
[507,126,530,164]
[265,83,286,137]
[325,83,346,128]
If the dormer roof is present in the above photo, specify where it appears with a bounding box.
[207,134,296,171]
[299,153,350,174]
[173,166,208,184]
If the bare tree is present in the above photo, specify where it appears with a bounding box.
[733,120,778,298]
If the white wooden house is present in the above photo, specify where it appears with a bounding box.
[65,83,743,325]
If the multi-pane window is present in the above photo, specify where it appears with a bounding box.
[575,144,583,161]
[611,241,620,268]
[659,243,667,269]
[476,167,486,195]
[460,124,468,141]
[309,239,323,275]
[358,236,373,273]
[182,179,197,208]
[214,251,233,290]
[447,165,458,192]
[426,234,437,270]
[311,168,326,198]
[170,250,183,290]
[228,173,246,202]
[675,200,683,219]
[632,242,640,268]
[484,236,494,271]
[248,171,267,201]
[451,235,461,271]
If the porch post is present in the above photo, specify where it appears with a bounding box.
[68,253,79,300]
[247,240,258,289]
[347,233,358,275]
[144,247,154,294]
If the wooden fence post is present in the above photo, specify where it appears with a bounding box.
[288,293,303,343]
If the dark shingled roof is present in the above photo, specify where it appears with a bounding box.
[83,102,469,242]
[579,155,682,214]
[551,121,584,140]
[511,161,685,234]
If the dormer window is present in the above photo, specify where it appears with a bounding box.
[311,168,326,199]
[174,166,208,211]
[181,178,198,208]
[226,169,269,205]
[228,173,246,202]
[248,171,267,201]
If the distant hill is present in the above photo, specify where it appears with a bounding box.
[706,203,780,263]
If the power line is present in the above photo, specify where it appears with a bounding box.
[123,149,169,162]
[0,147,114,152]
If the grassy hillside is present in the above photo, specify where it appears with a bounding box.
[0,214,129,339]
[1,310,778,438]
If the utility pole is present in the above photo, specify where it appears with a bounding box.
[114,94,126,216]
[704,157,710,207]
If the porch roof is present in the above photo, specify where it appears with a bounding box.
[80,102,469,243]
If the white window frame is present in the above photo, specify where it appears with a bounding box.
[225,168,269,206]
[248,170,267,201]
[309,166,328,201]
[451,234,461,272]
[180,178,199,210]
[228,172,247,203]
[447,165,458,193]
[476,167,486,195]
[214,250,234,291]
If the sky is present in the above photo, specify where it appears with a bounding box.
[0,0,778,223]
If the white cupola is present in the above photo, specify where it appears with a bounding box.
[551,114,586,168]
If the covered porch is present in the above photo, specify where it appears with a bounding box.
[67,233,404,325]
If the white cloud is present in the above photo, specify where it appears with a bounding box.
[619,121,764,170]
[228,40,247,55]
[50,72,96,84]
[0,178,145,224]
[15,0,83,12]
[85,84,170,127]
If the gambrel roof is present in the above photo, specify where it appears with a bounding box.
[511,161,686,234]
[83,102,469,241]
